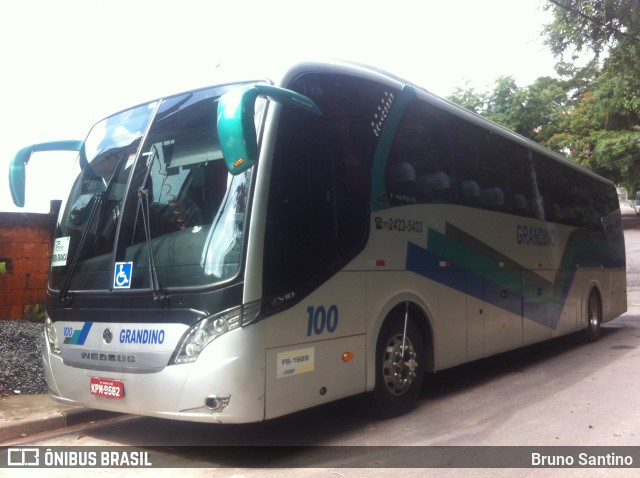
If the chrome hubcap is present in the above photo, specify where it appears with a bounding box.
[382,333,418,396]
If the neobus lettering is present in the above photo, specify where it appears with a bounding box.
[81,352,135,363]
[516,224,556,247]
[119,328,165,344]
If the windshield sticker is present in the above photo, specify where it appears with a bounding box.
[277,347,315,378]
[113,262,133,289]
[51,236,71,267]
[125,153,136,170]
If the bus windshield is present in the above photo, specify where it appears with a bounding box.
[51,84,256,294]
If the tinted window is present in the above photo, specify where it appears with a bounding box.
[385,100,455,204]
[383,97,615,231]
[455,119,508,211]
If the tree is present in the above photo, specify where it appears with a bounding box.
[448,1,640,191]
[448,81,485,114]
[447,76,568,142]
[543,0,640,59]
[543,0,640,191]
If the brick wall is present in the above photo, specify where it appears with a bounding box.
[0,212,53,321]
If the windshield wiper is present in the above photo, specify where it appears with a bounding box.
[134,144,168,303]
[136,185,168,303]
[59,192,103,305]
[58,147,129,304]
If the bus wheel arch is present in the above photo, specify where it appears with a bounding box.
[371,301,433,418]
[584,285,603,343]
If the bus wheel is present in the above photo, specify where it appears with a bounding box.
[372,316,425,418]
[584,290,602,343]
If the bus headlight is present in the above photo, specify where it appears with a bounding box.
[45,317,61,355]
[170,307,241,365]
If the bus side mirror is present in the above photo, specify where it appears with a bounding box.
[217,84,322,175]
[9,140,84,207]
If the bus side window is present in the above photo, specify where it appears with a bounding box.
[386,101,455,204]
[507,144,537,218]
[454,120,507,212]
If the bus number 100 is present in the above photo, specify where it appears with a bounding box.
[306,305,339,336]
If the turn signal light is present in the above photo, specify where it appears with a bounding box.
[342,352,354,362]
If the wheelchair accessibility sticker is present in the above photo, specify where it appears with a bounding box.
[113,262,133,289]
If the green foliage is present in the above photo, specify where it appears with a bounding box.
[543,0,640,59]
[447,0,640,189]
[447,75,569,142]
[596,43,640,126]
[448,81,485,114]
[589,128,640,190]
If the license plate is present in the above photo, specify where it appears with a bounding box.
[90,377,124,399]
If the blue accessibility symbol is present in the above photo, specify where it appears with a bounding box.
[113,262,133,289]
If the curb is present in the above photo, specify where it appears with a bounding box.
[0,396,121,443]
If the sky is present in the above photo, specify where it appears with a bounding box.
[0,0,558,213]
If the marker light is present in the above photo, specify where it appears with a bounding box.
[342,352,354,362]
[45,317,60,355]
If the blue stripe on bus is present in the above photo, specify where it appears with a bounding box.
[405,224,612,330]
[77,322,93,345]
[406,241,526,320]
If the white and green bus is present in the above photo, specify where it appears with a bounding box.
[9,60,626,423]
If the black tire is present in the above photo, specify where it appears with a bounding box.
[372,315,425,418]
[584,290,602,343]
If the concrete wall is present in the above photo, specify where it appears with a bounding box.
[0,212,53,321]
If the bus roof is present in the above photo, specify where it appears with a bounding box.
[90,58,614,187]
